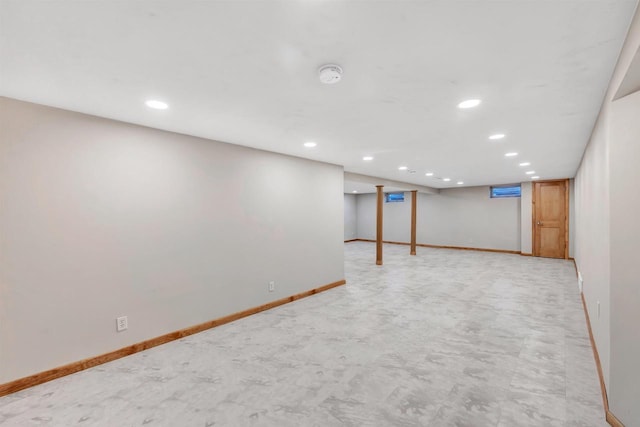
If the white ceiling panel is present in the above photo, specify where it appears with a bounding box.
[1,0,637,188]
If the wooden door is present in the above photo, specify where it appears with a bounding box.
[533,180,568,259]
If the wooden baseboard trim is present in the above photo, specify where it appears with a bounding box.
[571,258,578,278]
[0,279,346,398]
[580,292,625,426]
[581,292,609,413]
[520,253,532,256]
[357,238,407,246]
[416,243,521,255]
[344,239,358,243]
[606,411,625,427]
[353,239,520,255]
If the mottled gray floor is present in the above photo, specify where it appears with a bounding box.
[0,242,606,426]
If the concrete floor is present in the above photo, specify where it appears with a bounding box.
[0,242,606,426]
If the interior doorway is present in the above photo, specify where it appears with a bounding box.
[532,179,569,259]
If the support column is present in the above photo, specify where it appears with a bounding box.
[410,190,417,255]
[376,185,384,265]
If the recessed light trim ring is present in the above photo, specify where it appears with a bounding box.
[145,99,169,110]
[458,99,481,109]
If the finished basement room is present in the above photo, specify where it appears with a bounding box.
[1,1,639,426]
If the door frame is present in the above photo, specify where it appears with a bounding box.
[531,178,569,259]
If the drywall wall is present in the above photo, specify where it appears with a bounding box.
[574,6,640,425]
[356,192,408,242]
[0,97,345,383]
[420,187,521,251]
[569,179,575,259]
[520,182,533,254]
[356,193,377,241]
[574,106,612,389]
[609,88,640,425]
[356,186,521,251]
[344,193,357,240]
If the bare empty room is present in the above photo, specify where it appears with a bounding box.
[1,1,639,426]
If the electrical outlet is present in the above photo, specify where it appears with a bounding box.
[116,316,128,332]
[268,281,275,292]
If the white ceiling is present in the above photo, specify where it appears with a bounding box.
[344,181,403,195]
[344,172,439,195]
[1,1,637,191]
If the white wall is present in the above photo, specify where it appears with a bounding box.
[574,6,640,425]
[0,97,345,383]
[356,192,406,242]
[569,179,575,259]
[520,182,533,254]
[356,186,521,251]
[343,193,357,240]
[609,88,640,424]
[575,117,611,386]
[356,193,376,241]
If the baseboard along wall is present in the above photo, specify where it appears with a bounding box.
[350,238,521,255]
[0,279,346,397]
[580,292,626,427]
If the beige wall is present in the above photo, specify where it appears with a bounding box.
[609,88,640,424]
[356,186,521,252]
[574,5,640,425]
[343,193,357,240]
[569,179,575,259]
[0,97,345,383]
[520,182,533,254]
[574,111,612,386]
[354,183,571,257]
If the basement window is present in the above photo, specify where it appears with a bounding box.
[385,192,405,203]
[491,185,521,198]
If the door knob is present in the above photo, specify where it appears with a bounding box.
[537,221,542,226]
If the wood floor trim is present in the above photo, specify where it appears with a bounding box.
[354,239,521,255]
[0,279,346,398]
[581,292,609,412]
[607,411,625,427]
[344,239,358,243]
[416,243,521,255]
[570,258,578,278]
[580,292,626,426]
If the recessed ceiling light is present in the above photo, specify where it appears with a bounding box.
[489,134,505,140]
[458,99,481,109]
[457,181,464,185]
[425,172,434,176]
[145,99,169,110]
[505,152,518,157]
[443,178,451,182]
[304,141,317,148]
[531,176,540,180]
[352,190,358,193]
[363,156,373,161]
[525,171,536,175]
[519,162,531,166]
[398,166,408,171]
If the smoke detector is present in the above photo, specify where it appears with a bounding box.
[318,64,343,84]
